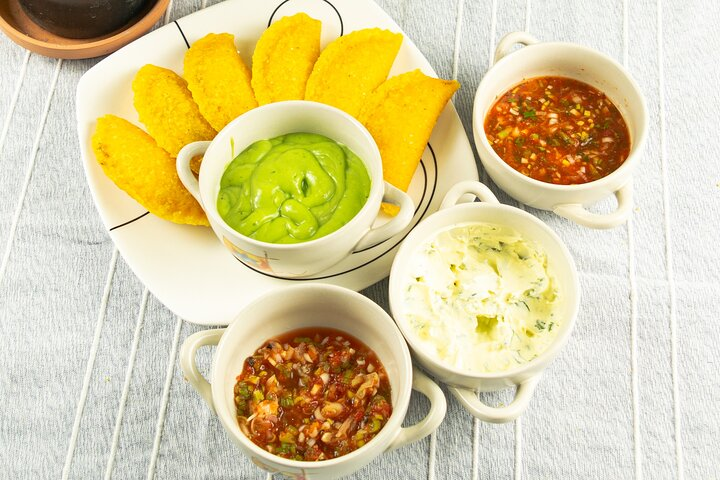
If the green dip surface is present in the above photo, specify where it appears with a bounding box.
[217,133,371,244]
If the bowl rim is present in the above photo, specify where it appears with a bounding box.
[388,202,580,381]
[472,40,648,193]
[200,100,385,251]
[0,0,170,59]
[210,283,415,469]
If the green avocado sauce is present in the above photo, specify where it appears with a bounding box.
[217,133,371,244]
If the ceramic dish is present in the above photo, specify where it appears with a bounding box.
[473,31,648,229]
[0,0,169,59]
[75,0,478,325]
[176,101,414,278]
[180,284,446,479]
[389,181,580,423]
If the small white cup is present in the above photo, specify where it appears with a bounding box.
[180,284,446,479]
[177,101,414,277]
[473,32,648,229]
[389,181,580,423]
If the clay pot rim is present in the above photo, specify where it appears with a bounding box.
[0,0,170,59]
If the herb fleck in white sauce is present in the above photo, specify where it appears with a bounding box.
[403,222,561,373]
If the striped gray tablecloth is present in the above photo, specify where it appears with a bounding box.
[1,0,718,478]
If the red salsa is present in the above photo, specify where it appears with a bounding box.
[484,76,631,184]
[233,327,392,461]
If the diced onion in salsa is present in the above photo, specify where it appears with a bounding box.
[234,327,392,461]
[484,76,631,185]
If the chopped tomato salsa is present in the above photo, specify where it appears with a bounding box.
[484,76,631,184]
[234,327,392,461]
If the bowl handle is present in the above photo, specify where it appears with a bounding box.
[448,375,541,423]
[354,181,414,251]
[553,182,633,229]
[176,141,211,203]
[440,180,499,210]
[386,368,447,452]
[179,328,225,414]
[494,32,539,65]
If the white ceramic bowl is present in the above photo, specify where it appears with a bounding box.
[473,32,648,229]
[389,181,580,423]
[177,100,414,278]
[180,284,446,479]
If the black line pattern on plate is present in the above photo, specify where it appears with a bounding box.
[174,21,191,48]
[109,211,151,232]
[237,143,439,281]
[268,0,344,35]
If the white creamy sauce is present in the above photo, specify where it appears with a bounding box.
[402,222,561,373]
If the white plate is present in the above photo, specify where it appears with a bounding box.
[76,0,478,326]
